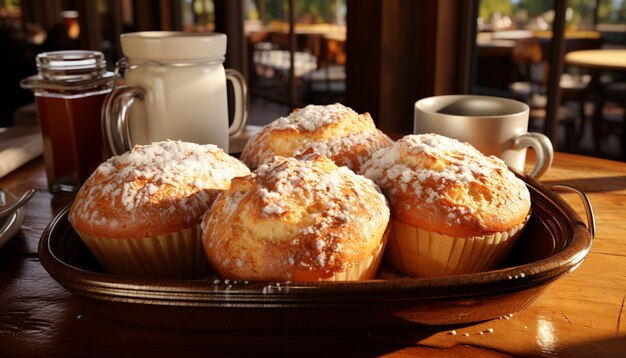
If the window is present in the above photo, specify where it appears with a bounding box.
[243,0,347,108]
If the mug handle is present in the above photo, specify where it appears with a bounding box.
[512,132,554,179]
[225,69,248,137]
[101,86,145,156]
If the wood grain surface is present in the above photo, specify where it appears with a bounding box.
[0,153,624,357]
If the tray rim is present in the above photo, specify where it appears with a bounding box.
[38,175,593,309]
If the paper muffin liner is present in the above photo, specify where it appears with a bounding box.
[323,223,390,281]
[75,224,209,279]
[385,217,529,277]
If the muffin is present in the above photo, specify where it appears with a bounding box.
[202,150,390,282]
[240,103,393,172]
[360,134,531,277]
[69,140,250,278]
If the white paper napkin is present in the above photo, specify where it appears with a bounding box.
[0,125,43,179]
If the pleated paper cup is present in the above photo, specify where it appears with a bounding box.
[323,223,390,281]
[385,217,529,277]
[75,224,210,279]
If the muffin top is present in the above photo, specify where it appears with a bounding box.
[360,134,530,237]
[240,103,393,171]
[69,140,250,239]
[202,150,390,281]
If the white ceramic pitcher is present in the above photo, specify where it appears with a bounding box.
[103,31,247,155]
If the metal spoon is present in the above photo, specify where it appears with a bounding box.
[0,189,36,218]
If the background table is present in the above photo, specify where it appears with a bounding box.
[0,153,625,357]
[565,49,626,72]
[565,48,626,160]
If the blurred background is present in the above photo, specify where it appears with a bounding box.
[1,0,625,160]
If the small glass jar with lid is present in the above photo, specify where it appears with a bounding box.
[21,50,114,194]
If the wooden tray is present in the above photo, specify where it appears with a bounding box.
[38,176,593,330]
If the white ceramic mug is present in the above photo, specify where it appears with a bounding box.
[414,95,553,179]
[103,31,247,155]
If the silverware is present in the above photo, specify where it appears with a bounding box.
[0,189,36,218]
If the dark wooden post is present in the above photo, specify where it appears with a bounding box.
[133,0,161,31]
[109,0,124,58]
[214,0,248,80]
[76,0,102,50]
[288,0,297,109]
[346,0,474,133]
[544,0,568,141]
[158,0,183,31]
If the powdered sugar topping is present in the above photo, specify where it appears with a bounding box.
[206,151,390,273]
[240,103,392,171]
[360,134,530,229]
[268,103,359,132]
[71,140,250,230]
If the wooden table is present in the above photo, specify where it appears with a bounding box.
[0,153,624,357]
[565,49,626,72]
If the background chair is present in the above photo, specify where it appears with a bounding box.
[592,81,626,160]
[509,38,581,150]
[508,37,600,151]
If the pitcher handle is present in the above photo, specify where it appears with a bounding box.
[101,86,145,156]
[225,69,248,137]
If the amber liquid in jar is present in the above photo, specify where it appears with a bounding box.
[21,50,114,194]
[35,90,110,192]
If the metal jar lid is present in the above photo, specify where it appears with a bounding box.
[21,50,114,92]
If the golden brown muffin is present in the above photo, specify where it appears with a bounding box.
[240,103,393,172]
[69,140,250,278]
[202,150,390,282]
[360,134,531,277]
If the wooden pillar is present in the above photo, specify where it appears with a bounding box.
[345,0,383,125]
[21,0,62,30]
[288,0,297,108]
[109,0,124,58]
[544,0,568,142]
[76,0,101,50]
[159,0,183,31]
[214,0,248,80]
[346,0,473,133]
[133,0,160,31]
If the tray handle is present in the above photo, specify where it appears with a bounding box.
[551,184,595,240]
[0,188,36,218]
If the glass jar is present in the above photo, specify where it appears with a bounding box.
[21,51,114,194]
